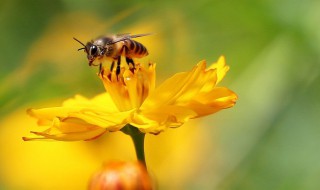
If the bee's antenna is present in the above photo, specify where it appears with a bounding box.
[73,37,86,48]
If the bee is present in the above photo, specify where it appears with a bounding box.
[73,33,151,75]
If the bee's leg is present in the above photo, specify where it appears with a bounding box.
[125,57,135,73]
[110,61,115,72]
[116,56,121,76]
[122,45,135,72]
[98,63,102,75]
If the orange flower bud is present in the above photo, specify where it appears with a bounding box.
[88,161,154,190]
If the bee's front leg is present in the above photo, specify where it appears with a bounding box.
[99,63,102,75]
[110,61,115,72]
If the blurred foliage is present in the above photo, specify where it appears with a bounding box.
[1,0,320,189]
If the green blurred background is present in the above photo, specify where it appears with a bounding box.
[1,0,320,189]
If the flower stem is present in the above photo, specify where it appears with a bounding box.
[121,124,146,167]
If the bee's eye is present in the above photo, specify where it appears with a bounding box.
[90,45,98,55]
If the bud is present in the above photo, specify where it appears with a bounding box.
[88,161,154,190]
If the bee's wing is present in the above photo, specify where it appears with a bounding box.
[110,33,153,44]
[128,33,153,39]
[115,33,131,38]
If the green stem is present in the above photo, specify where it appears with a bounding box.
[121,124,146,167]
[130,130,146,166]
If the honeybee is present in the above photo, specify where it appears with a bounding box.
[73,33,151,75]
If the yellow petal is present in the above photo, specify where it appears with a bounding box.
[183,87,238,117]
[207,55,229,84]
[23,117,107,141]
[130,105,197,134]
[123,64,154,109]
[23,128,106,141]
[199,68,218,93]
[68,110,133,130]
[27,93,120,122]
[63,93,119,112]
[27,106,132,129]
[141,61,207,110]
[100,71,132,111]
[25,93,135,141]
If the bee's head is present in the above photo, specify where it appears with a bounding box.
[73,37,102,66]
[85,42,100,65]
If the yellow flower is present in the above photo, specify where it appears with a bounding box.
[24,56,237,141]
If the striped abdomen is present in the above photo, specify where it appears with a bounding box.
[124,40,148,58]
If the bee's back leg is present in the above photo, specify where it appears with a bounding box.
[125,57,135,73]
[116,56,121,76]
[120,45,135,72]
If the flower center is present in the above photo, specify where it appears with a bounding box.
[100,63,156,112]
